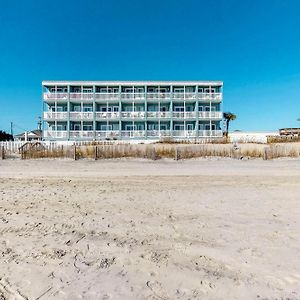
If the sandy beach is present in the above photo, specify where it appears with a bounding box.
[0,158,300,299]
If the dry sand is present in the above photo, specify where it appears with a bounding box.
[0,158,300,299]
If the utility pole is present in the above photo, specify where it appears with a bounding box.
[37,116,42,130]
[10,122,13,136]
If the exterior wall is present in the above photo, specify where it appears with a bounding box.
[42,81,223,141]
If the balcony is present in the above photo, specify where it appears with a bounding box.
[198,130,223,137]
[95,131,120,138]
[69,131,94,138]
[44,130,68,138]
[95,93,119,101]
[69,93,93,100]
[147,130,171,137]
[69,112,93,120]
[147,112,172,118]
[172,112,197,118]
[44,93,68,100]
[199,111,223,119]
[173,130,197,137]
[147,93,171,100]
[121,93,145,101]
[96,112,120,119]
[43,112,68,120]
[121,112,145,118]
[121,130,146,138]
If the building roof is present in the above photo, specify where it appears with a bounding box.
[14,130,42,138]
[42,80,223,86]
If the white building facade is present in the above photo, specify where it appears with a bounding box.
[42,81,223,141]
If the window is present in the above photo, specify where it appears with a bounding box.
[160,124,167,130]
[74,124,81,131]
[101,107,107,112]
[83,88,92,93]
[113,106,119,112]
[101,125,112,131]
[125,125,137,131]
[56,125,64,131]
[198,88,203,93]
[74,106,81,112]
[205,106,210,112]
[83,106,92,112]
[56,106,64,112]
[211,88,215,93]
[205,124,210,130]
[174,106,184,112]
[186,106,193,112]
[83,125,93,131]
[174,124,184,130]
[211,124,216,130]
[198,106,203,111]
[211,106,216,112]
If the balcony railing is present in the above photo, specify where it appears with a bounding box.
[147,93,171,100]
[172,112,197,118]
[69,112,93,120]
[121,130,146,138]
[43,112,68,120]
[147,112,172,118]
[44,92,222,101]
[96,112,120,119]
[44,93,68,100]
[44,130,68,138]
[198,130,223,137]
[95,93,119,100]
[121,112,145,118]
[69,93,93,100]
[147,130,171,137]
[199,111,223,119]
[69,131,94,138]
[121,93,145,100]
[95,131,120,138]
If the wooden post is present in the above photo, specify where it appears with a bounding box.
[0,146,4,160]
[74,145,77,160]
[94,145,98,160]
[174,147,179,160]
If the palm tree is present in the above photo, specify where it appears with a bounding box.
[223,112,237,137]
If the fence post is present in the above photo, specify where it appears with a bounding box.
[74,145,77,160]
[0,146,4,160]
[174,147,179,160]
[94,145,98,160]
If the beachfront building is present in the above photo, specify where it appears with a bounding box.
[42,81,223,141]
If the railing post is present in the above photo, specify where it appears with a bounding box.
[74,145,77,160]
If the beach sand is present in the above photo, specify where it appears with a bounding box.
[0,158,300,299]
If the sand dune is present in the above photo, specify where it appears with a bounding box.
[0,158,300,299]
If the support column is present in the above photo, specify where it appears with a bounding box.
[67,85,70,141]
[93,85,96,140]
[196,85,199,139]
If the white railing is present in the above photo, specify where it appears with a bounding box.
[69,112,93,120]
[198,93,222,101]
[147,112,172,118]
[199,111,222,119]
[121,112,145,118]
[96,112,120,119]
[172,112,197,118]
[120,93,145,100]
[147,130,171,137]
[198,130,223,137]
[95,131,120,138]
[44,131,68,138]
[43,112,68,119]
[95,93,119,100]
[69,93,93,100]
[69,131,94,138]
[172,130,196,137]
[121,130,146,138]
[44,93,68,100]
[147,93,171,100]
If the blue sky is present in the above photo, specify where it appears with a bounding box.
[0,0,299,133]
